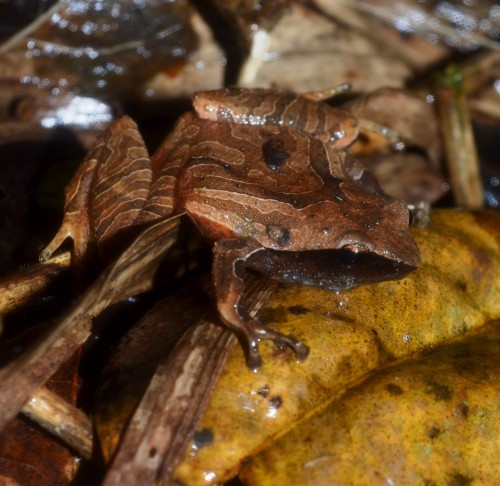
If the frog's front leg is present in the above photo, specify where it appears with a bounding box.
[212,238,309,369]
[40,116,152,268]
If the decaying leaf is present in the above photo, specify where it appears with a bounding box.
[211,0,290,36]
[95,280,213,463]
[171,209,500,485]
[240,322,500,485]
[348,87,442,167]
[0,0,198,97]
[319,0,500,52]
[346,87,447,204]
[0,352,81,486]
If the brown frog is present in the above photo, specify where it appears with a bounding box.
[40,87,420,369]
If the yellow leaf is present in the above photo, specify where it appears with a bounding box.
[240,323,500,485]
[172,209,500,485]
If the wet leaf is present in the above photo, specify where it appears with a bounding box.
[240,322,500,485]
[348,88,442,167]
[320,0,500,52]
[249,4,416,92]
[0,0,198,97]
[172,209,500,485]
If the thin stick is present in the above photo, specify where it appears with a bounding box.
[22,385,93,460]
[435,65,484,209]
[0,1,65,55]
[0,252,71,315]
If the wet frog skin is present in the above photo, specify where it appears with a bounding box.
[40,87,420,369]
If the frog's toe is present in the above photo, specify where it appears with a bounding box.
[275,332,309,361]
[293,340,310,361]
[39,228,71,262]
[246,344,264,371]
[253,325,309,363]
[39,211,91,270]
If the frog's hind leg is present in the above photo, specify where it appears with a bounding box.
[39,156,96,267]
[302,83,351,102]
[40,116,152,270]
[212,238,309,369]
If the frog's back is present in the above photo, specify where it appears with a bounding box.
[170,113,415,269]
[193,87,359,148]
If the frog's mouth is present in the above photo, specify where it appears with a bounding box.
[247,247,418,291]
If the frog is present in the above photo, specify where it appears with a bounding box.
[40,87,420,369]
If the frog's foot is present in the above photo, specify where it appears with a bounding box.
[357,117,402,146]
[213,237,310,369]
[39,209,91,269]
[245,323,310,370]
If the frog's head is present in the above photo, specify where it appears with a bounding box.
[301,180,420,290]
[261,177,421,291]
[337,177,420,265]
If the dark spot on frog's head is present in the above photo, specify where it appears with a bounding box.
[427,426,441,439]
[192,428,213,450]
[385,383,404,396]
[456,280,467,292]
[262,139,291,171]
[288,305,309,316]
[149,447,157,458]
[425,380,453,401]
[266,225,291,246]
[257,385,269,398]
[448,472,472,486]
[269,395,282,409]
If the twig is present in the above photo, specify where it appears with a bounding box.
[435,65,484,208]
[22,385,93,460]
[0,252,70,315]
[0,0,65,55]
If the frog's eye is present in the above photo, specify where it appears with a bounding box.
[338,246,367,267]
[338,243,371,267]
